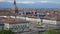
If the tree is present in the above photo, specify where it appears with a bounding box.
[0,30,14,34]
[44,29,60,34]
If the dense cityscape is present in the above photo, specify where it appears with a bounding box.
[0,0,60,34]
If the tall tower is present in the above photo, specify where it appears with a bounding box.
[12,0,18,14]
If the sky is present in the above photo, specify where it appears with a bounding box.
[0,0,60,8]
[0,0,60,4]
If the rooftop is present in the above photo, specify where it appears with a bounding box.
[0,17,29,23]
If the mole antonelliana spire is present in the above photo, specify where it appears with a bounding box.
[12,0,18,14]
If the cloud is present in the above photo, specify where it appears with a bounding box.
[0,0,60,4]
[40,1,48,3]
[7,0,60,4]
[7,0,13,3]
[5,0,36,4]
[0,0,3,2]
[39,0,60,4]
[17,1,35,4]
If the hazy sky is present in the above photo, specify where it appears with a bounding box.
[0,0,60,4]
